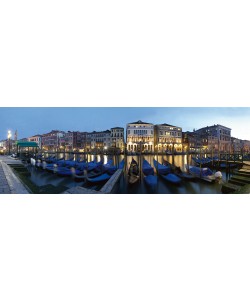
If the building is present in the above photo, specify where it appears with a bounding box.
[231,137,242,153]
[87,130,111,151]
[0,139,16,154]
[242,140,250,153]
[28,135,42,149]
[182,131,203,152]
[0,140,6,154]
[80,132,88,151]
[126,120,154,153]
[154,123,182,153]
[110,127,125,152]
[59,131,85,151]
[194,124,231,153]
[41,130,65,151]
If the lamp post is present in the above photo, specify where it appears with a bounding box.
[7,130,12,155]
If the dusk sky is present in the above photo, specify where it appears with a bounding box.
[0,107,249,140]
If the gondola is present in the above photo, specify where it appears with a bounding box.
[144,175,158,187]
[162,159,195,180]
[153,159,171,175]
[142,159,157,188]
[118,159,125,169]
[142,159,154,176]
[192,157,212,167]
[154,159,181,184]
[128,158,140,184]
[85,160,103,172]
[219,162,239,169]
[160,173,182,184]
[73,169,105,182]
[185,165,217,182]
[103,159,117,175]
[56,166,84,177]
[86,173,111,184]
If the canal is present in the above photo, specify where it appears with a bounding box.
[28,154,235,194]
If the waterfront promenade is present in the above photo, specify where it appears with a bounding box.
[0,156,29,194]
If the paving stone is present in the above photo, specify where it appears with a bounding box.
[0,158,29,194]
[0,162,10,194]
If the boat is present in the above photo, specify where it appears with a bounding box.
[142,159,157,188]
[73,169,105,182]
[144,174,158,187]
[153,159,171,175]
[162,159,195,180]
[142,159,154,176]
[219,162,239,169]
[86,173,111,184]
[154,159,181,184]
[44,159,73,172]
[118,159,125,169]
[192,156,212,167]
[128,158,140,184]
[103,159,117,175]
[160,173,182,184]
[186,165,216,182]
[165,151,172,155]
[56,166,84,177]
[85,159,103,172]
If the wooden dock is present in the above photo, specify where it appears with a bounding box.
[63,169,123,194]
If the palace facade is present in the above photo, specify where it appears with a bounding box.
[154,123,182,153]
[126,120,154,152]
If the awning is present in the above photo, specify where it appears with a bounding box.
[16,141,39,147]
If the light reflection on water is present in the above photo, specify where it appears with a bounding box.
[31,154,234,194]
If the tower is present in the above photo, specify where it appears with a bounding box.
[14,130,18,141]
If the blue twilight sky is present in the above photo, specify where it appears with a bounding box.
[0,107,249,140]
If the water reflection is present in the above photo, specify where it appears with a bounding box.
[32,154,233,194]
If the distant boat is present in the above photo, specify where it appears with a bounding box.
[165,151,172,155]
[142,159,157,188]
[192,157,212,167]
[219,162,239,169]
[186,165,216,182]
[207,156,219,162]
[128,158,140,184]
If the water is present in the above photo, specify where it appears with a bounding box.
[29,154,235,194]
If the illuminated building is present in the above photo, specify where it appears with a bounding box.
[110,127,125,152]
[154,123,182,153]
[126,120,154,153]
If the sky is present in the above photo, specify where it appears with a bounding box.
[0,107,249,141]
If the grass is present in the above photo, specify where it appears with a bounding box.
[8,164,68,194]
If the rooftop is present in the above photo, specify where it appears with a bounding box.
[197,124,232,131]
[128,120,153,125]
[89,130,111,134]
[157,123,177,127]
